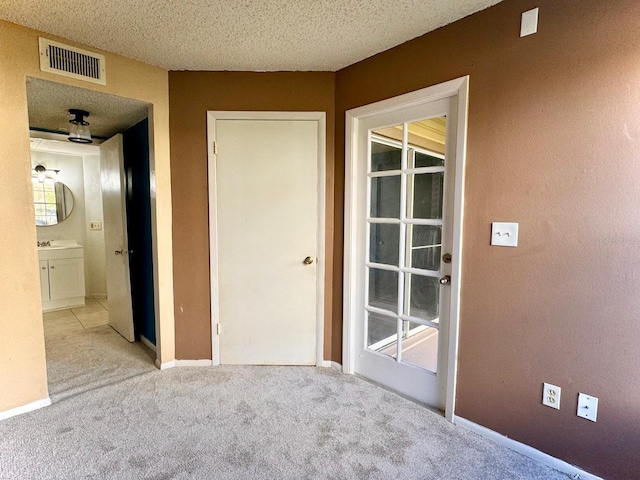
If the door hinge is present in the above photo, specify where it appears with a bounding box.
[216,323,221,335]
[213,141,218,155]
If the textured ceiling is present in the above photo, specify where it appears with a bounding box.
[27,77,149,138]
[30,137,100,155]
[0,0,502,72]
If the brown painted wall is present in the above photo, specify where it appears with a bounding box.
[335,0,640,478]
[169,72,335,360]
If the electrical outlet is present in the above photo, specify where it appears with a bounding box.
[542,383,561,409]
[90,221,102,231]
[577,393,598,422]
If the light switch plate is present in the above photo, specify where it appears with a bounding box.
[90,221,102,231]
[520,7,539,37]
[491,222,519,247]
[577,393,598,422]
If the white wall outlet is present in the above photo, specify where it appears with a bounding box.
[520,7,539,37]
[90,221,102,231]
[577,393,598,422]
[491,222,519,247]
[542,383,561,409]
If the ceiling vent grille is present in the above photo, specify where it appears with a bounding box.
[38,38,106,85]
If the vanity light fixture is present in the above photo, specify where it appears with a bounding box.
[33,164,60,183]
[68,109,92,144]
[34,164,46,183]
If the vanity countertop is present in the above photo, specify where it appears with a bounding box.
[37,239,81,250]
[38,241,83,260]
[37,244,82,251]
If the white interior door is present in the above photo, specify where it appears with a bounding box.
[353,96,460,409]
[100,134,135,342]
[212,118,320,365]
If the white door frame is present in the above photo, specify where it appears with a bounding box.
[343,77,469,420]
[207,111,326,367]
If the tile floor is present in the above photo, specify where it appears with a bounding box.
[42,297,109,336]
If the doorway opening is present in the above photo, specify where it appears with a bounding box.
[343,77,469,419]
[27,77,160,396]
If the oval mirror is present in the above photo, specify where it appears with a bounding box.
[32,180,75,226]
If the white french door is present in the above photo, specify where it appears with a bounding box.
[344,78,468,415]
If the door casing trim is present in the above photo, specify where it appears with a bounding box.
[207,111,327,367]
[343,77,469,421]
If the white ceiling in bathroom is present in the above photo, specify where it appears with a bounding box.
[30,137,100,156]
[0,0,503,71]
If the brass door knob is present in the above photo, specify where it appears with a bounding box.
[303,256,314,265]
[439,275,451,285]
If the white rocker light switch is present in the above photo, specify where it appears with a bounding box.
[491,222,519,247]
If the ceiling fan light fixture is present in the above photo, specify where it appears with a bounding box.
[68,108,92,144]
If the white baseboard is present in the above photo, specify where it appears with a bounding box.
[0,397,51,421]
[155,359,176,370]
[175,359,213,367]
[161,359,334,369]
[453,416,602,480]
[140,335,157,353]
[322,360,343,371]
[154,359,213,369]
[42,297,85,312]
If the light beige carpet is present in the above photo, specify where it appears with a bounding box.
[0,326,569,479]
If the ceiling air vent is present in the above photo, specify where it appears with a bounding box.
[38,38,106,85]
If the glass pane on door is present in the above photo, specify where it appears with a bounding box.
[368,268,398,313]
[400,321,439,373]
[371,139,401,172]
[407,116,446,160]
[413,151,444,168]
[367,311,397,352]
[406,225,441,271]
[407,172,444,220]
[405,273,440,322]
[369,223,400,266]
[370,176,401,218]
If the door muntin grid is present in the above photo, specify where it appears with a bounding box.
[365,118,447,374]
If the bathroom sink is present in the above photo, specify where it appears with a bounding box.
[38,242,83,261]
[37,245,80,250]
[38,240,81,250]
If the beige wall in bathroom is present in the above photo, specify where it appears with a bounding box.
[32,151,87,248]
[82,154,108,297]
[0,20,175,413]
[32,150,107,297]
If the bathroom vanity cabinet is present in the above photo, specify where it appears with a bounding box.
[38,245,85,311]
